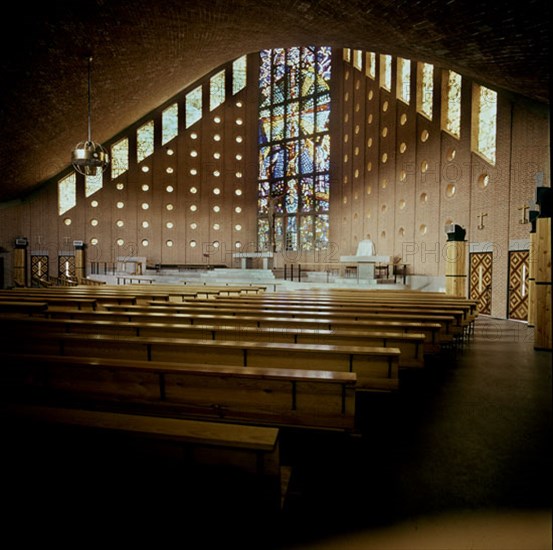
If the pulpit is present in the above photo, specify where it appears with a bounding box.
[339,240,391,281]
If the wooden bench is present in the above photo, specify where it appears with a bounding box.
[0,301,48,315]
[104,302,458,343]
[44,308,444,352]
[177,299,468,337]
[0,402,282,513]
[0,331,400,392]
[208,294,477,326]
[0,352,356,431]
[0,315,426,369]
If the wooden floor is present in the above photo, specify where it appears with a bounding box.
[1,315,551,548]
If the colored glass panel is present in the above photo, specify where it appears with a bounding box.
[185,86,202,128]
[162,103,178,145]
[85,172,102,198]
[301,177,313,213]
[286,101,300,139]
[58,172,76,216]
[444,70,462,138]
[210,69,225,111]
[380,54,392,90]
[257,46,331,251]
[300,216,314,250]
[476,85,497,165]
[137,120,154,162]
[111,138,129,179]
[366,52,376,79]
[397,58,411,104]
[418,62,434,120]
[232,55,247,95]
[286,179,298,213]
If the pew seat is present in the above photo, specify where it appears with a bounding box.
[0,331,400,392]
[0,352,356,431]
[0,301,48,315]
[0,315,426,369]
[0,402,283,513]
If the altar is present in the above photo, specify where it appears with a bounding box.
[339,240,390,280]
[232,251,273,270]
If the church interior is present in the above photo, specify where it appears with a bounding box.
[0,1,551,548]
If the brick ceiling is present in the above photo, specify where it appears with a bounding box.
[0,0,550,203]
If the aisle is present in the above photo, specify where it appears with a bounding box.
[275,317,552,549]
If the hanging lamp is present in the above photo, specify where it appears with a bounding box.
[71,56,109,176]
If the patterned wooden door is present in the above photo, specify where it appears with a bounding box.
[58,254,76,282]
[470,252,493,315]
[508,250,529,321]
[31,255,49,284]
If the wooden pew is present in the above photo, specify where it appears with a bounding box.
[281,289,479,329]
[208,294,477,326]
[174,299,468,337]
[0,294,97,311]
[0,352,356,431]
[0,315,426,369]
[0,331,400,392]
[44,308,444,352]
[103,302,458,344]
[0,301,48,315]
[0,402,283,513]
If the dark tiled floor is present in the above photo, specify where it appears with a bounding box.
[275,317,552,549]
[2,317,551,548]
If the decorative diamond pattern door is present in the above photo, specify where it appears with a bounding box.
[58,254,76,283]
[31,255,49,284]
[469,252,493,315]
[508,250,529,321]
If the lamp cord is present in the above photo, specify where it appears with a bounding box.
[87,56,92,143]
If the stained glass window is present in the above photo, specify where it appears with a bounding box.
[443,70,462,138]
[417,62,434,120]
[58,173,76,215]
[366,52,376,79]
[397,58,411,104]
[85,172,102,198]
[473,84,497,165]
[162,103,178,145]
[380,54,392,91]
[233,55,247,95]
[353,50,363,71]
[210,69,226,111]
[186,86,202,128]
[137,120,154,162]
[258,46,332,251]
[111,138,129,179]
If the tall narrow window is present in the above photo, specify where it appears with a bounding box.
[366,52,376,79]
[417,62,434,119]
[111,138,129,179]
[85,173,102,198]
[161,103,178,145]
[353,50,363,71]
[210,70,226,111]
[233,55,247,95]
[472,84,497,165]
[380,54,392,91]
[186,86,202,128]
[442,70,462,138]
[343,48,351,62]
[397,57,411,104]
[258,46,332,251]
[137,120,154,162]
[58,173,76,215]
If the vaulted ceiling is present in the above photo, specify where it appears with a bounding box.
[0,0,549,203]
